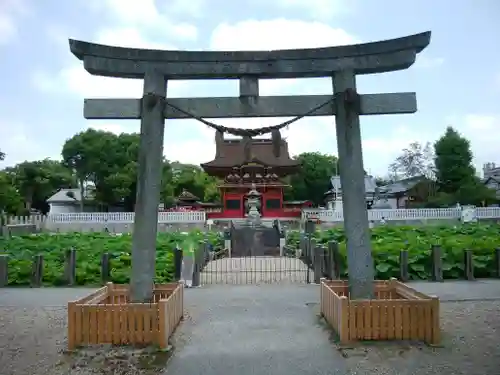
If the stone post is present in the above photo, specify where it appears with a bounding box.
[333,71,375,299]
[0,255,8,287]
[313,245,324,284]
[65,248,76,285]
[130,71,167,302]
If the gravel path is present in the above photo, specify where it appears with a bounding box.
[1,282,499,375]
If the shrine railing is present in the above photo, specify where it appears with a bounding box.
[301,207,500,222]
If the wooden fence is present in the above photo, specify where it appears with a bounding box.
[320,279,440,345]
[0,243,212,287]
[299,239,500,284]
[67,282,184,349]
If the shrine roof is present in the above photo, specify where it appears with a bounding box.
[201,138,299,169]
[177,189,199,201]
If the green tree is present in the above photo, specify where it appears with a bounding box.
[434,127,475,194]
[6,159,75,213]
[0,150,5,161]
[286,152,338,205]
[389,141,435,179]
[62,130,143,211]
[433,126,495,206]
[0,171,23,215]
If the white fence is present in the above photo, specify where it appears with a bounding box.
[2,211,207,233]
[2,207,500,234]
[301,207,500,222]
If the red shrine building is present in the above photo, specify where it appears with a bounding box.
[198,135,312,220]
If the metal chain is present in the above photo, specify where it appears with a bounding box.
[164,93,341,137]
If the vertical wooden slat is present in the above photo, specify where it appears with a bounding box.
[402,303,411,340]
[67,302,76,350]
[417,303,426,340]
[89,306,99,344]
[379,302,388,339]
[119,306,128,344]
[423,302,432,343]
[97,306,106,343]
[82,306,90,345]
[339,297,349,343]
[104,304,112,343]
[371,301,380,339]
[386,303,395,339]
[136,306,144,344]
[394,302,403,340]
[158,300,168,349]
[409,303,419,340]
[127,306,136,344]
[362,302,372,340]
[112,305,121,344]
[430,296,440,345]
[143,307,152,343]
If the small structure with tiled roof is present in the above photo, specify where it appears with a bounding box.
[200,133,311,219]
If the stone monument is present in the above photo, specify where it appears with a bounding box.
[245,183,262,226]
[69,31,431,300]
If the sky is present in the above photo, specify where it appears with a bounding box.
[0,0,499,177]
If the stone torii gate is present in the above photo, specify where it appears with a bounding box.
[69,31,431,301]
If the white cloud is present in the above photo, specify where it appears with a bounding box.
[0,121,53,168]
[31,15,465,177]
[271,0,348,20]
[94,0,198,41]
[0,0,31,45]
[167,0,206,18]
[0,13,15,44]
[415,55,444,69]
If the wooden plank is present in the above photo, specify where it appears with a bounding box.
[355,303,364,339]
[88,306,98,344]
[112,305,121,344]
[97,306,106,343]
[394,303,403,339]
[127,307,136,344]
[67,302,76,350]
[402,303,411,340]
[379,303,388,340]
[119,307,128,344]
[158,300,168,349]
[409,304,419,340]
[143,308,152,343]
[83,92,417,120]
[363,302,372,340]
[82,306,90,345]
[423,303,432,343]
[430,296,441,344]
[371,302,380,339]
[417,303,426,340]
[339,297,349,343]
[104,305,112,343]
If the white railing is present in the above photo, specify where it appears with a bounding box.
[302,207,500,222]
[3,211,206,225]
[2,207,500,227]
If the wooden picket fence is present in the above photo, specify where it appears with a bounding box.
[320,278,440,345]
[67,282,184,350]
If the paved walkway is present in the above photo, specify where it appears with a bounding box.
[164,284,347,375]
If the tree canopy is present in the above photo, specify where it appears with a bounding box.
[1,125,498,214]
